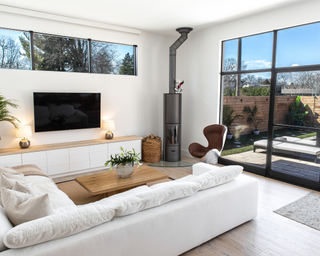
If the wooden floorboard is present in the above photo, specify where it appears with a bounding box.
[54,155,320,256]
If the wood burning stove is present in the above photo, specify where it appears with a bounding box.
[163,27,192,162]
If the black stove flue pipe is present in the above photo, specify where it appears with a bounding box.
[169,27,193,94]
[164,27,193,162]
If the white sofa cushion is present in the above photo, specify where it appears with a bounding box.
[4,202,115,249]
[0,205,13,252]
[191,165,243,190]
[192,163,222,176]
[1,187,53,226]
[109,181,201,217]
[25,176,76,210]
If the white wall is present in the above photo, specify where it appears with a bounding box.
[177,0,320,156]
[0,11,173,149]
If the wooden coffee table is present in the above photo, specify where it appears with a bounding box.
[75,165,169,198]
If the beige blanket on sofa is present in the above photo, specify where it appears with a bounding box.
[9,164,50,178]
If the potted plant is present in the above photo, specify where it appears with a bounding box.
[223,105,243,139]
[105,147,141,178]
[243,105,263,135]
[286,95,309,126]
[0,94,20,139]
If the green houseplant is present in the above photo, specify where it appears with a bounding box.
[243,105,263,135]
[105,147,141,178]
[0,94,20,139]
[223,105,243,139]
[286,96,308,126]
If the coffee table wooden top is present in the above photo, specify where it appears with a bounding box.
[75,165,169,196]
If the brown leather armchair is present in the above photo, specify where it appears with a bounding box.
[188,124,227,164]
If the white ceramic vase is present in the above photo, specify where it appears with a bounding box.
[116,163,134,178]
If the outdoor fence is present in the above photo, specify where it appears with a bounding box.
[223,95,320,135]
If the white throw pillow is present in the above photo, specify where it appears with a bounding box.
[0,173,27,206]
[12,181,36,195]
[1,187,53,226]
[191,165,243,191]
[0,166,22,176]
[0,173,26,190]
[4,202,115,248]
[0,206,13,252]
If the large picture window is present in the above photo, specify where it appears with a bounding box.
[220,21,320,190]
[0,27,137,75]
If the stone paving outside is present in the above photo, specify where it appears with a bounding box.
[223,149,320,182]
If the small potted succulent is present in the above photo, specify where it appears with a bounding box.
[243,105,263,135]
[105,147,141,178]
[223,105,243,139]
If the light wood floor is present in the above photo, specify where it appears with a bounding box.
[54,156,320,256]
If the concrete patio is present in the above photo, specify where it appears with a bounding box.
[223,149,320,182]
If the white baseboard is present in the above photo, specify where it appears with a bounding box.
[181,148,192,158]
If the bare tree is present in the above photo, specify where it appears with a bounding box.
[244,74,257,86]
[0,35,27,69]
[91,42,120,74]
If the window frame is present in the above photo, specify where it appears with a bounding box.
[0,26,137,76]
[219,21,320,189]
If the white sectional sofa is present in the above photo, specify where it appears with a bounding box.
[0,163,258,256]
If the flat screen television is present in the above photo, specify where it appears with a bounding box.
[33,92,101,132]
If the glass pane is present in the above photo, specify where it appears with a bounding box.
[92,42,134,75]
[34,33,89,72]
[222,74,237,96]
[270,127,319,182]
[241,32,273,70]
[0,29,31,70]
[276,22,320,67]
[268,72,320,182]
[222,72,271,168]
[276,71,320,127]
[222,39,238,72]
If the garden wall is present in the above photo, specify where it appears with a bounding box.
[223,96,319,135]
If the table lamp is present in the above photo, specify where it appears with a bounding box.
[103,120,115,139]
[16,125,32,148]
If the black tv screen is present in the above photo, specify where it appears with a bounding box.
[33,93,101,132]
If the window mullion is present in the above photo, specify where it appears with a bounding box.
[30,31,35,70]
[236,39,242,96]
[88,39,92,73]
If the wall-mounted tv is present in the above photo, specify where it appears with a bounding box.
[33,92,101,133]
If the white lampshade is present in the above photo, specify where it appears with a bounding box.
[103,120,115,131]
[16,125,33,138]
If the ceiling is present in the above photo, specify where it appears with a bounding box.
[0,0,306,36]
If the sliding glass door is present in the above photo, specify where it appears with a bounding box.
[220,22,320,190]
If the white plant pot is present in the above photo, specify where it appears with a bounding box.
[116,164,134,178]
[253,130,260,135]
[226,133,233,140]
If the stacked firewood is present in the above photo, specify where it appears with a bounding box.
[142,134,161,143]
[142,134,161,163]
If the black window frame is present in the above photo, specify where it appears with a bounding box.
[0,26,137,76]
[219,21,320,190]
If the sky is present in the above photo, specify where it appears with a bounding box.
[224,22,320,77]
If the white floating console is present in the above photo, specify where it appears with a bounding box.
[0,136,142,178]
